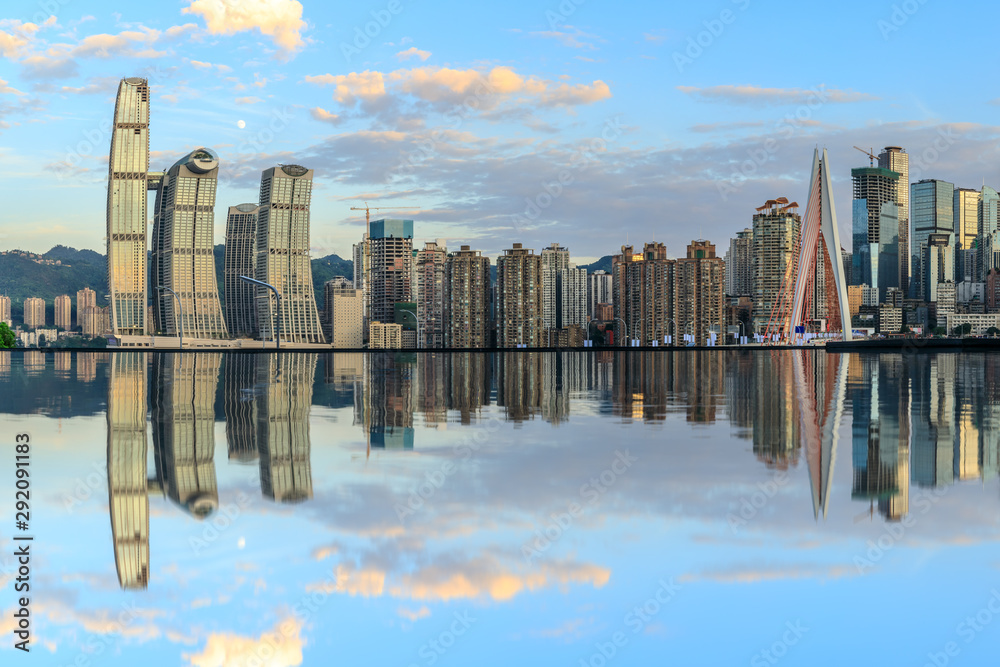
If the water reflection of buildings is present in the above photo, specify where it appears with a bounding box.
[257,354,316,502]
[108,352,319,590]
[224,353,258,463]
[357,353,415,449]
[497,353,543,423]
[151,354,221,516]
[849,355,909,521]
[107,352,150,590]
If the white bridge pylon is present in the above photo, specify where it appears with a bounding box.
[788,148,854,343]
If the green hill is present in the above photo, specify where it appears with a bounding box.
[1,244,354,324]
[0,247,108,322]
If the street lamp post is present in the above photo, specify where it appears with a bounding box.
[156,285,182,349]
[239,276,281,349]
[401,309,421,349]
[614,317,628,347]
[586,318,597,345]
[666,318,676,346]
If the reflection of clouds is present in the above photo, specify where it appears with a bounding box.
[184,617,304,667]
[305,555,609,603]
[679,564,859,585]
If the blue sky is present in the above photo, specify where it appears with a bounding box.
[1,0,999,263]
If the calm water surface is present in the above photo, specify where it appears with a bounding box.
[0,350,998,666]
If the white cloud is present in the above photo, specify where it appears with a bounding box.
[396,46,430,62]
[182,0,307,60]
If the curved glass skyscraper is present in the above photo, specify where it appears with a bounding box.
[106,77,151,336]
[150,148,228,338]
[255,165,326,344]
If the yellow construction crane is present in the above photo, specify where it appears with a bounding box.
[349,202,418,228]
[853,146,877,167]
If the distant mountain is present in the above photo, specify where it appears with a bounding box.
[580,255,613,273]
[1,244,354,324]
[43,245,104,267]
[0,247,108,321]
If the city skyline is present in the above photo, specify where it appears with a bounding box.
[4,2,1000,264]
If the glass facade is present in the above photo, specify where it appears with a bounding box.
[106,78,150,336]
[150,148,228,339]
[255,165,326,344]
[224,204,261,337]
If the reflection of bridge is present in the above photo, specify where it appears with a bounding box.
[107,353,317,590]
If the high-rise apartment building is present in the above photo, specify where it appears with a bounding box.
[496,243,543,347]
[76,288,96,328]
[726,228,753,297]
[150,148,227,339]
[107,77,151,337]
[675,240,725,346]
[0,295,10,326]
[224,203,260,337]
[878,147,910,291]
[851,167,900,294]
[54,295,71,330]
[912,179,955,295]
[752,201,801,332]
[24,297,45,329]
[540,243,570,330]
[368,219,414,326]
[81,306,109,337]
[560,266,588,330]
[323,277,363,348]
[587,270,613,320]
[445,245,491,348]
[414,241,447,348]
[255,165,325,344]
[612,242,675,345]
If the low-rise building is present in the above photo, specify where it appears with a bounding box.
[945,313,1000,335]
[369,322,402,349]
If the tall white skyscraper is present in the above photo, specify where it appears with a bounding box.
[587,270,613,320]
[540,243,570,330]
[106,77,150,336]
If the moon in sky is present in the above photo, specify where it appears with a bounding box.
[237,119,246,129]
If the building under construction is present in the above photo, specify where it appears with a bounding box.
[368,219,414,325]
